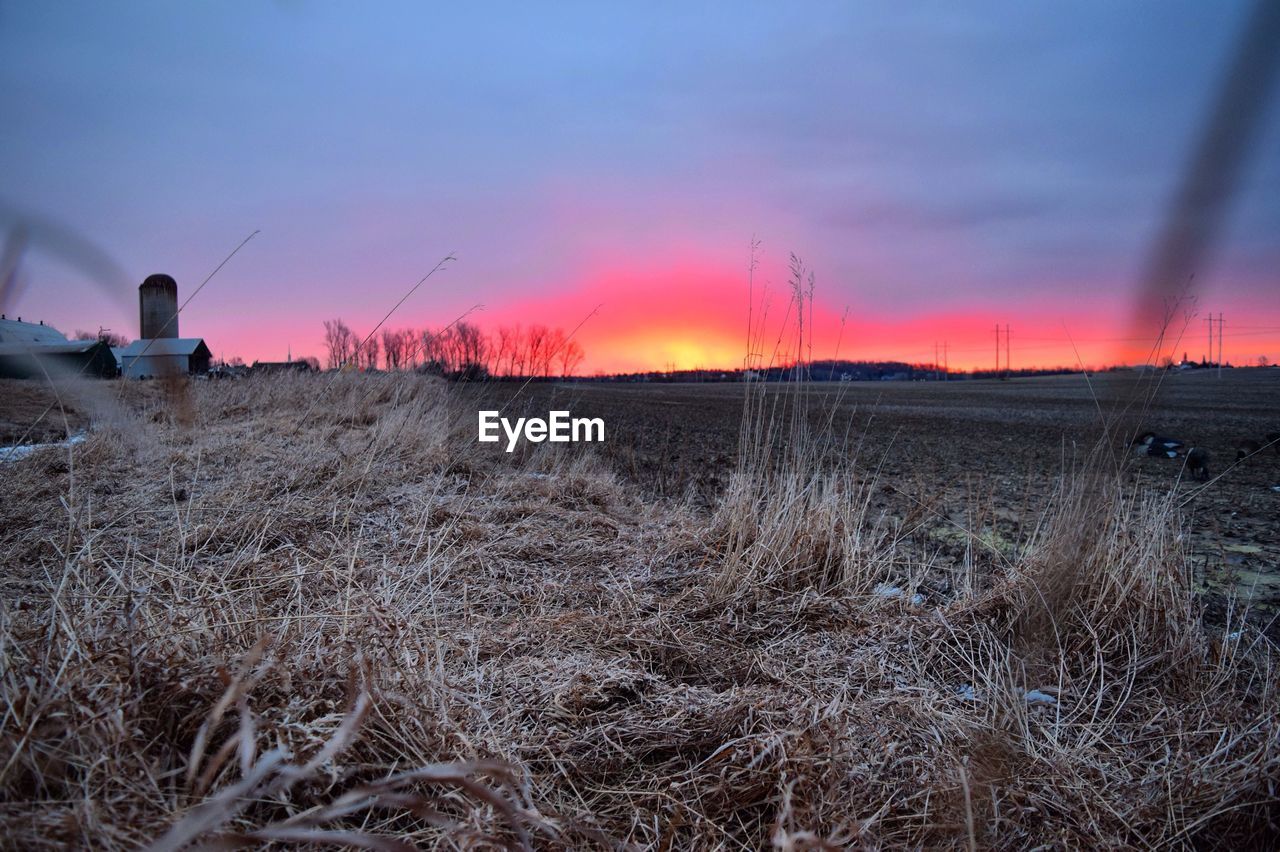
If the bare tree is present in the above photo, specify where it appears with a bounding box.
[381,327,404,371]
[545,328,571,377]
[494,326,515,378]
[419,327,448,375]
[323,319,356,369]
[455,322,487,370]
[558,339,584,377]
[361,335,380,370]
[508,324,526,376]
[525,325,550,378]
[444,327,459,370]
[360,322,583,381]
[76,327,130,347]
[396,329,417,369]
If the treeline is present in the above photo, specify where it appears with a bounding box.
[322,319,585,379]
[75,328,130,347]
[595,360,1088,383]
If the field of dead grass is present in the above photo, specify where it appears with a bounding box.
[1,372,1277,849]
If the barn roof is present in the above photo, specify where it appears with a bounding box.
[0,340,102,356]
[0,318,70,346]
[119,338,211,358]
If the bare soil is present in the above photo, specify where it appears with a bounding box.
[472,369,1280,625]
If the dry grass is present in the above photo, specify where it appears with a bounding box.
[1,372,1277,849]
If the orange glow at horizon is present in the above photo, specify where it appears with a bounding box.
[159,255,1280,375]
[471,258,1280,374]
[481,259,756,373]
[598,328,745,373]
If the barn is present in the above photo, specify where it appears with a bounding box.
[118,338,212,378]
[0,317,119,379]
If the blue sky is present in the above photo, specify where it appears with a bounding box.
[2,1,1277,368]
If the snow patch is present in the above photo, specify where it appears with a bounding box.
[873,583,924,606]
[1019,688,1058,706]
[1,432,86,463]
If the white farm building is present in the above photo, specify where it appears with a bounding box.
[117,338,212,378]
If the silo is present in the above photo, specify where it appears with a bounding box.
[139,274,179,339]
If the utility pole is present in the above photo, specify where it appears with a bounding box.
[1206,314,1214,367]
[935,341,939,380]
[943,341,949,380]
[995,324,1001,376]
[1218,313,1224,378]
[1005,324,1011,378]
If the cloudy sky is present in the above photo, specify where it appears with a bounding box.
[2,1,1278,370]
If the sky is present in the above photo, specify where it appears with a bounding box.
[1,1,1278,372]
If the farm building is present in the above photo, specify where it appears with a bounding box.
[118,337,212,378]
[0,316,119,379]
[251,360,316,375]
[115,274,214,378]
